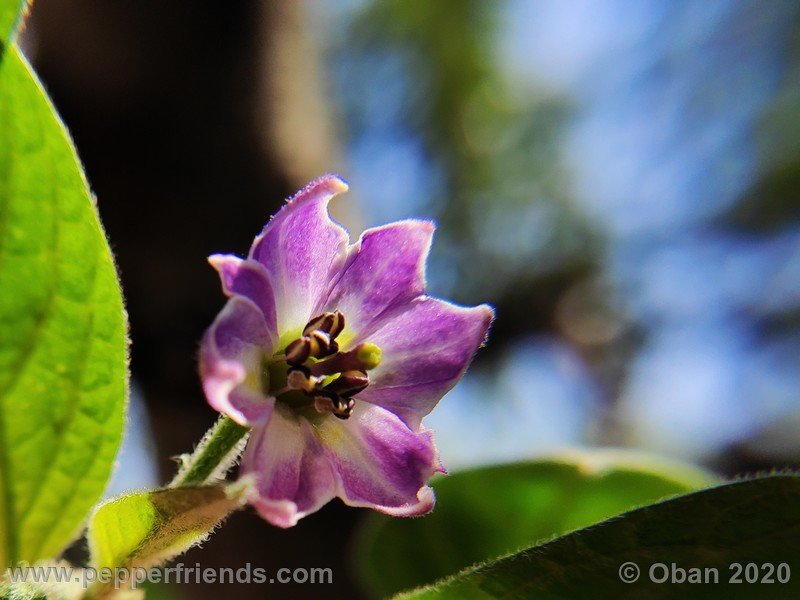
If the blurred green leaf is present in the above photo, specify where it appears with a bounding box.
[0,32,128,566]
[0,0,24,43]
[399,475,800,599]
[355,451,715,597]
[88,484,247,575]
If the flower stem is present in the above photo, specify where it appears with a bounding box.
[170,415,250,487]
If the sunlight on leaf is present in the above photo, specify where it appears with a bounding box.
[87,484,247,595]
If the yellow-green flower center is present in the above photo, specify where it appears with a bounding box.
[265,311,381,420]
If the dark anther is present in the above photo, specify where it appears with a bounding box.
[285,338,311,366]
[307,330,335,358]
[330,393,355,419]
[324,370,369,398]
[303,311,345,341]
[285,329,338,367]
[332,397,355,419]
[328,339,340,355]
[313,389,356,420]
[328,311,345,340]
[281,310,364,421]
[303,313,331,336]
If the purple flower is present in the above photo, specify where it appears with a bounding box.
[200,174,493,527]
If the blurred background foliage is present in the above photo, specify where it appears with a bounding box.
[16,0,800,597]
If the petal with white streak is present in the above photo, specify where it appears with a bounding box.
[358,297,494,429]
[199,296,275,425]
[249,174,350,334]
[315,402,441,516]
[316,220,434,336]
[242,404,337,528]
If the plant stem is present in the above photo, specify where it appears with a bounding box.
[170,415,250,487]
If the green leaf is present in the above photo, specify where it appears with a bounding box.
[0,1,25,44]
[355,451,716,597]
[0,41,128,565]
[87,484,247,574]
[400,474,800,599]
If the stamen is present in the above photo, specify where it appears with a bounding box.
[308,343,382,377]
[285,337,311,366]
[286,366,323,393]
[307,330,335,358]
[276,311,374,421]
[303,311,345,340]
[328,311,345,339]
[333,398,355,420]
[285,329,339,367]
[324,370,369,398]
[313,390,355,420]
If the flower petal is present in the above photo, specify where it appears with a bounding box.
[358,297,494,430]
[249,174,350,334]
[315,402,441,517]
[316,220,434,336]
[200,296,275,425]
[242,404,337,528]
[208,254,278,348]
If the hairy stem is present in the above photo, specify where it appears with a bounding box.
[170,416,250,487]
